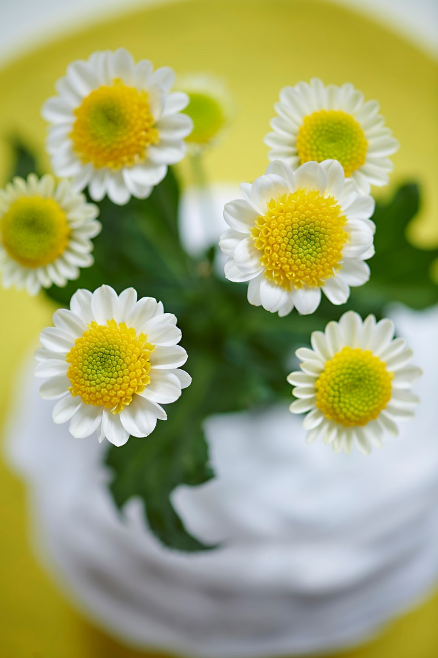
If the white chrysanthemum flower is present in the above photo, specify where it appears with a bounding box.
[177,73,232,149]
[0,174,100,296]
[35,285,191,447]
[288,311,422,455]
[265,78,399,194]
[219,160,375,316]
[42,48,193,206]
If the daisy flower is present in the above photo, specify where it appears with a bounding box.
[219,159,375,316]
[177,73,232,150]
[0,174,100,295]
[288,311,422,455]
[35,285,191,446]
[265,78,399,194]
[42,48,193,205]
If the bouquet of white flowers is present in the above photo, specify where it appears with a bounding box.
[2,48,436,554]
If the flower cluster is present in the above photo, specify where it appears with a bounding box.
[0,48,421,456]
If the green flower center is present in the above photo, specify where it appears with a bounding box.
[296,110,368,177]
[0,196,70,268]
[315,346,393,427]
[66,320,155,414]
[184,91,226,145]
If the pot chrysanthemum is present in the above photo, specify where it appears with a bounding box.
[42,48,193,205]
[35,285,191,446]
[177,73,232,150]
[0,174,100,295]
[265,78,399,193]
[220,159,375,316]
[5,64,429,553]
[288,311,422,454]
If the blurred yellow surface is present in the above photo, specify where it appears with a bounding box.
[0,1,437,657]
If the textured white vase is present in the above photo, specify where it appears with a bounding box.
[5,186,438,658]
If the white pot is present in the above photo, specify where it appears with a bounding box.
[5,187,438,658]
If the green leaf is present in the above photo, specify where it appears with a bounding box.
[7,137,40,180]
[105,353,218,552]
[45,166,193,309]
[353,183,438,309]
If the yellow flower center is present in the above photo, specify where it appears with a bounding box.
[251,189,348,290]
[0,196,70,268]
[70,79,159,170]
[66,320,154,414]
[184,91,225,145]
[315,347,393,427]
[296,110,368,177]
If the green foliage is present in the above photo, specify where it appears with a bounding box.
[8,143,438,552]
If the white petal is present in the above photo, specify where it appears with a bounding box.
[247,275,262,305]
[311,330,331,360]
[294,162,327,193]
[219,229,246,257]
[233,237,262,274]
[161,91,189,117]
[289,398,315,413]
[320,159,344,198]
[302,408,324,430]
[143,370,182,403]
[69,404,102,439]
[295,348,321,363]
[287,371,317,386]
[250,175,290,214]
[35,360,68,378]
[156,113,193,140]
[223,199,257,232]
[127,297,159,331]
[292,386,316,399]
[259,278,288,313]
[325,321,342,356]
[170,369,192,389]
[40,327,74,353]
[110,48,135,84]
[91,285,119,324]
[265,160,296,189]
[120,396,159,438]
[124,162,166,186]
[322,276,350,305]
[150,345,188,369]
[343,194,375,220]
[149,66,175,92]
[39,375,70,399]
[66,60,100,96]
[102,411,130,446]
[52,395,82,424]
[70,288,94,323]
[224,258,261,283]
[392,365,423,389]
[145,322,181,347]
[107,171,131,205]
[340,259,370,286]
[52,308,88,339]
[378,412,399,436]
[385,348,414,371]
[369,318,395,354]
[148,140,186,165]
[292,287,322,315]
[118,288,138,321]
[339,310,362,347]
[278,295,294,317]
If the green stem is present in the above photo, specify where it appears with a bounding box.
[189,152,216,239]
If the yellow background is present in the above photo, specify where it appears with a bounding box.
[1,1,438,656]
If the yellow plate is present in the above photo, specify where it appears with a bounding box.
[1,1,437,657]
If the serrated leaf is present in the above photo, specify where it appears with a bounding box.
[355,183,438,309]
[105,354,218,552]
